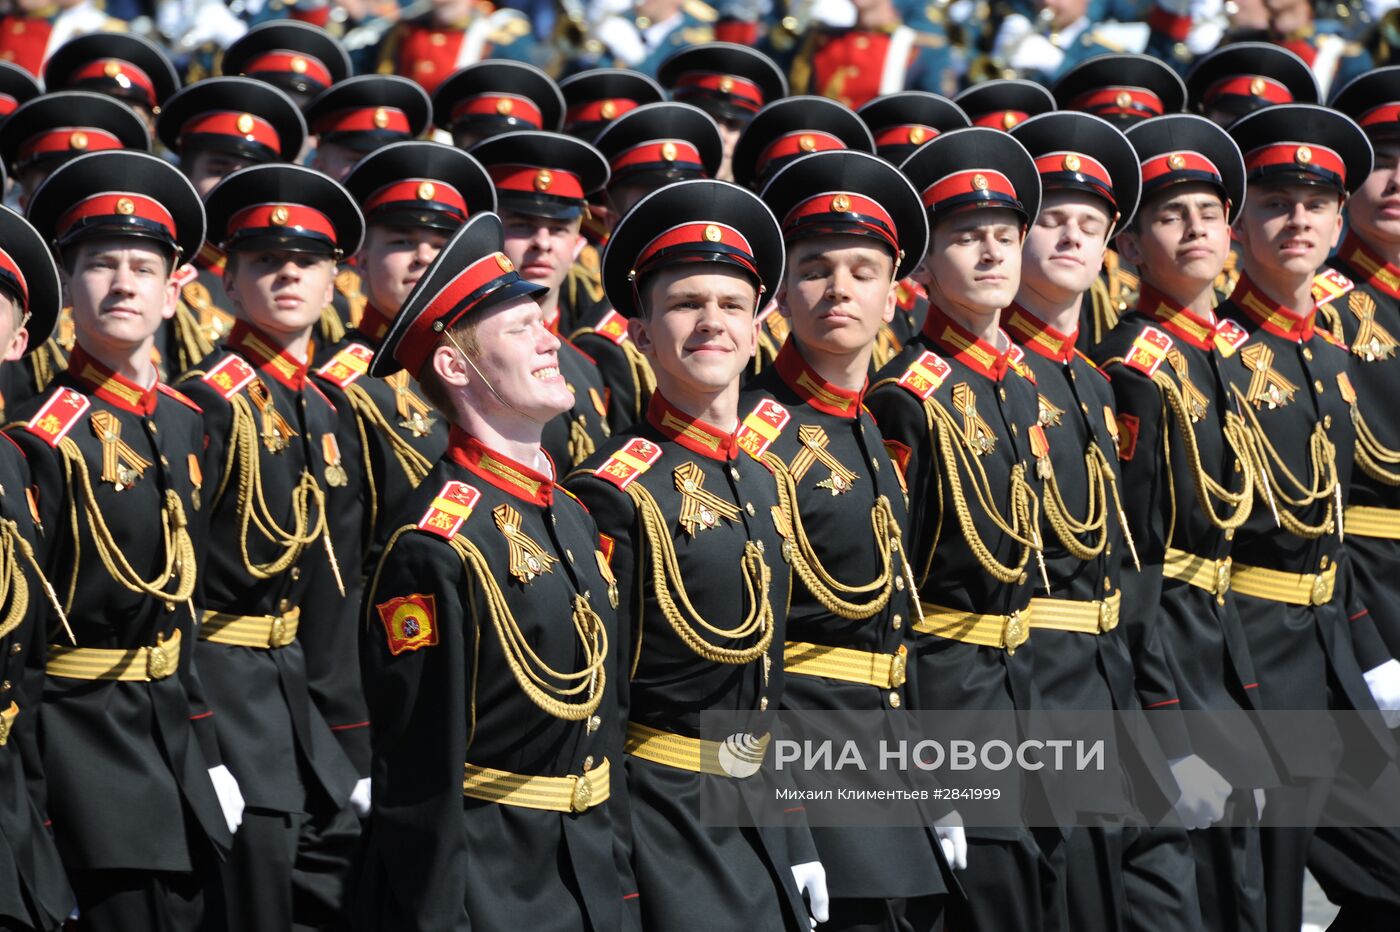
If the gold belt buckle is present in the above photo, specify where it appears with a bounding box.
[890,645,908,688]
[1098,599,1117,634]
[146,637,171,680]
[1310,573,1329,606]
[270,615,290,647]
[1214,558,1232,601]
[1004,610,1028,654]
[570,774,593,813]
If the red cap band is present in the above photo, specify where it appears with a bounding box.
[365,178,469,222]
[673,72,764,113]
[634,221,758,279]
[1243,142,1346,186]
[70,59,156,107]
[1140,149,1223,187]
[756,130,846,176]
[18,127,124,164]
[397,250,519,375]
[611,139,705,175]
[0,93,18,118]
[1203,75,1293,107]
[58,192,176,242]
[243,51,334,90]
[781,191,900,255]
[920,169,1019,211]
[565,98,639,126]
[972,110,1030,130]
[180,110,281,155]
[874,124,939,149]
[227,202,337,244]
[0,247,30,312]
[1359,103,1400,132]
[312,106,411,136]
[1147,6,1192,41]
[488,164,586,201]
[1033,150,1116,206]
[1068,87,1164,119]
[450,93,544,129]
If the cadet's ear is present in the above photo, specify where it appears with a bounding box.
[1114,231,1143,267]
[431,341,472,391]
[627,314,652,354]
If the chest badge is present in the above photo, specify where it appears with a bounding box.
[248,379,298,453]
[674,461,741,536]
[1166,349,1210,422]
[493,504,556,584]
[1036,393,1064,428]
[89,410,152,491]
[952,382,996,455]
[386,371,437,438]
[1349,291,1397,363]
[1239,344,1298,410]
[790,425,859,495]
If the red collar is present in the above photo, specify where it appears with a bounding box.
[67,344,157,415]
[920,303,1013,380]
[1229,274,1314,343]
[1340,233,1400,301]
[1139,284,1219,350]
[226,320,312,390]
[1004,304,1077,364]
[646,391,738,461]
[543,305,561,336]
[359,302,394,344]
[773,340,863,418]
[445,426,555,506]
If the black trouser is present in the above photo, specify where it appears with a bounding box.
[944,830,1060,932]
[67,864,222,932]
[823,895,945,932]
[220,802,360,931]
[1185,792,1266,932]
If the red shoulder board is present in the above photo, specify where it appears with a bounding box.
[1123,326,1173,377]
[593,437,662,490]
[315,342,374,389]
[202,355,256,400]
[173,264,198,288]
[895,351,951,400]
[24,388,90,447]
[157,384,203,414]
[1312,268,1354,307]
[417,480,482,539]
[376,593,439,656]
[1008,345,1036,385]
[736,399,791,460]
[1212,318,1249,357]
[593,309,630,346]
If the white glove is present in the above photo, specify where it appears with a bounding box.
[1005,34,1067,75]
[350,777,372,818]
[790,860,830,927]
[933,810,968,869]
[207,765,245,835]
[808,0,857,27]
[1168,754,1231,830]
[1254,787,1267,820]
[1364,659,1400,728]
[592,17,647,67]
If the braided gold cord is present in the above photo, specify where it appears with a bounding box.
[626,482,775,665]
[1231,385,1337,539]
[1354,406,1400,486]
[1040,448,1109,561]
[568,415,596,467]
[346,383,433,485]
[171,302,216,376]
[1154,373,1255,531]
[0,521,27,639]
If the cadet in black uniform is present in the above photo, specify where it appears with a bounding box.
[219,19,353,113]
[1005,110,1199,930]
[952,78,1057,133]
[7,150,240,931]
[566,179,827,931]
[752,147,958,931]
[574,101,725,431]
[865,127,1060,932]
[179,164,364,931]
[41,32,179,134]
[155,76,308,376]
[1184,42,1320,129]
[1218,103,1400,932]
[355,210,635,931]
[560,68,666,142]
[468,131,614,470]
[431,60,566,150]
[0,205,76,932]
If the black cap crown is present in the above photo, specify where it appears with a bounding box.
[1010,111,1142,230]
[221,20,352,100]
[432,61,565,139]
[1331,66,1400,142]
[1052,54,1187,128]
[731,96,874,190]
[593,102,723,189]
[0,205,61,353]
[857,92,970,165]
[0,91,149,174]
[559,68,666,140]
[1185,42,1319,124]
[469,131,610,221]
[344,141,496,231]
[657,43,788,125]
[954,79,1056,131]
[1123,114,1247,224]
[304,75,430,153]
[204,163,363,256]
[0,60,41,121]
[900,126,1042,226]
[1228,103,1371,196]
[43,33,179,113]
[157,77,306,164]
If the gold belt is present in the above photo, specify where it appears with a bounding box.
[1231,561,1337,607]
[1344,505,1400,540]
[1028,592,1121,634]
[914,602,1030,653]
[624,722,771,777]
[1163,548,1232,601]
[0,702,18,747]
[462,758,610,814]
[784,641,908,688]
[47,628,182,682]
[200,607,301,649]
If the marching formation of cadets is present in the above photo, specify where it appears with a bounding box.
[4,3,1400,931]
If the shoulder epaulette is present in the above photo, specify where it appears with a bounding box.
[1008,345,1036,385]
[1313,267,1354,307]
[593,436,662,490]
[1212,318,1249,357]
[24,387,90,447]
[316,342,375,390]
[735,398,791,460]
[173,264,198,288]
[590,309,630,347]
[1122,326,1173,377]
[417,480,482,539]
[202,355,256,400]
[895,350,951,400]
[157,384,203,414]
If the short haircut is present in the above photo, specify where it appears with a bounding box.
[416,314,482,418]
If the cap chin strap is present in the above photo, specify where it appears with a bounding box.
[445,330,552,427]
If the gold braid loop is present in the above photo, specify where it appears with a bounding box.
[1153,373,1255,530]
[0,519,73,644]
[171,302,216,375]
[1230,385,1337,539]
[765,454,896,619]
[621,341,657,423]
[1040,447,1110,561]
[1353,405,1400,486]
[568,416,596,467]
[447,536,607,721]
[346,384,433,485]
[626,482,775,665]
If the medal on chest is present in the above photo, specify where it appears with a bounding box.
[493,504,557,584]
[1166,349,1210,422]
[673,461,741,536]
[249,379,298,453]
[952,382,996,455]
[789,425,859,495]
[1240,344,1298,409]
[1349,291,1397,363]
[89,410,152,491]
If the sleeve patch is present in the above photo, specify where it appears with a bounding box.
[417,480,482,538]
[595,309,631,346]
[1116,412,1140,462]
[24,388,90,447]
[593,437,662,490]
[315,342,374,389]
[736,399,791,460]
[895,351,951,400]
[1123,326,1173,377]
[202,355,256,400]
[377,593,439,656]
